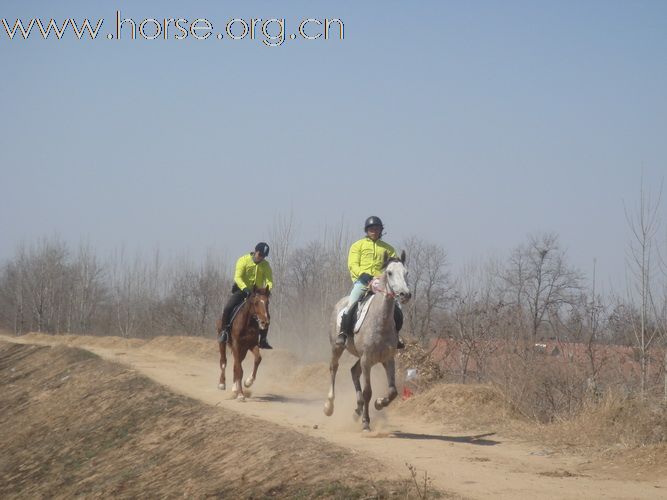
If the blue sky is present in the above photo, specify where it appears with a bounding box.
[1,0,666,291]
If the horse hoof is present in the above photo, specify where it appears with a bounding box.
[237,394,246,402]
[323,401,334,416]
[244,377,254,388]
[218,383,226,391]
[374,398,384,411]
[362,424,371,432]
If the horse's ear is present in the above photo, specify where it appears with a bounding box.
[400,250,406,263]
[383,251,389,265]
[252,285,257,293]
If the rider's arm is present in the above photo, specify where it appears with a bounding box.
[234,254,249,290]
[384,242,397,260]
[264,262,273,290]
[348,240,362,281]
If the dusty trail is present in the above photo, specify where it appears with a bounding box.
[3,333,665,499]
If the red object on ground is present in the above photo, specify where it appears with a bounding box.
[401,386,413,400]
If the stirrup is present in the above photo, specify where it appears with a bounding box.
[217,330,229,343]
[396,336,406,349]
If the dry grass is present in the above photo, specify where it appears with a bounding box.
[0,341,447,499]
[533,390,667,453]
[396,378,667,472]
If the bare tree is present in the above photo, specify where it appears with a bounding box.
[449,260,505,382]
[109,247,146,338]
[165,254,228,336]
[268,211,296,328]
[20,238,70,333]
[624,177,663,395]
[0,251,26,334]
[502,233,583,341]
[67,242,107,333]
[402,236,450,341]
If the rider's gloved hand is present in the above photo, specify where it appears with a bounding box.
[358,273,373,285]
[242,287,252,297]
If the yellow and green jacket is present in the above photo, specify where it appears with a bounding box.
[234,253,273,291]
[347,237,396,282]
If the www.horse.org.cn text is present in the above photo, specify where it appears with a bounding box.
[1,11,345,46]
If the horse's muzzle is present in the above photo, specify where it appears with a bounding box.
[398,292,411,304]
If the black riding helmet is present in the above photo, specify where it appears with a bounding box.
[255,242,270,257]
[364,216,384,231]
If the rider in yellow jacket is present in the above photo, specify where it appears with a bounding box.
[218,242,273,349]
[336,216,405,348]
[234,252,273,292]
[347,236,397,283]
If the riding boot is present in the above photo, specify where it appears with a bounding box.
[217,329,229,343]
[394,304,405,349]
[217,327,230,343]
[258,330,273,349]
[335,310,351,346]
[217,311,231,343]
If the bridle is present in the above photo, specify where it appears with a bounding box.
[246,292,269,327]
[371,266,402,299]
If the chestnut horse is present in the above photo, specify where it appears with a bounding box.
[216,286,270,401]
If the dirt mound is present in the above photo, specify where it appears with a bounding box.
[21,332,146,350]
[142,335,218,361]
[0,341,441,499]
[289,361,331,393]
[395,383,520,430]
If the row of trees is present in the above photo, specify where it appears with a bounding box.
[1,229,664,350]
[1,184,665,408]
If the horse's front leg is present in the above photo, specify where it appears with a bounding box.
[324,343,345,416]
[361,358,373,432]
[218,340,227,390]
[375,358,398,410]
[351,359,363,418]
[244,345,262,388]
[231,345,245,401]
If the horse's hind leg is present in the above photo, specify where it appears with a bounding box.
[218,340,227,390]
[244,345,261,388]
[324,345,345,416]
[374,358,398,411]
[351,359,363,418]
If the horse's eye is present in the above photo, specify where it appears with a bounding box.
[388,271,393,276]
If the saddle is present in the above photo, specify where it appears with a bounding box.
[336,279,404,336]
[336,290,376,336]
[229,298,248,327]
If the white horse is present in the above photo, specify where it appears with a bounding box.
[324,251,411,431]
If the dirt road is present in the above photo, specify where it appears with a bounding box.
[3,333,664,499]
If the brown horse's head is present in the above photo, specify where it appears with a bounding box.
[248,286,270,330]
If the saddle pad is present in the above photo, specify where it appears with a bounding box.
[336,295,375,334]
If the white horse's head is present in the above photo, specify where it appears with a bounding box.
[382,250,411,304]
